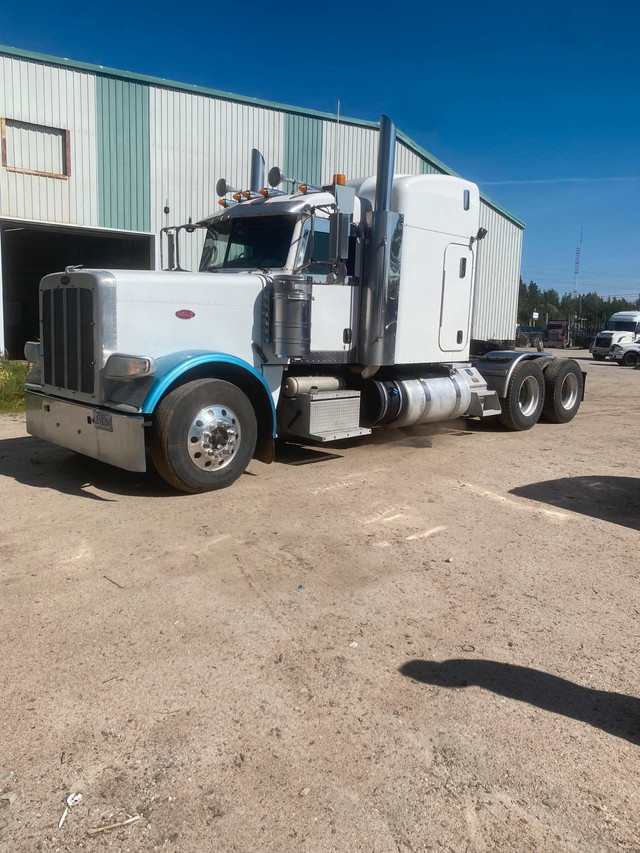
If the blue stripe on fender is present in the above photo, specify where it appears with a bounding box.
[142,351,277,436]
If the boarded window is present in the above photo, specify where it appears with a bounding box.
[1,119,70,178]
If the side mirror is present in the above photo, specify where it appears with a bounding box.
[216,178,229,196]
[268,166,283,188]
[329,211,350,261]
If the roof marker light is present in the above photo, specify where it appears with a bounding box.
[333,173,346,186]
[232,192,242,201]
[260,188,269,196]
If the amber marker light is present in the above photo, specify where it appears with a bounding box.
[232,192,242,201]
[259,188,269,196]
[218,199,227,207]
[298,184,308,194]
[333,173,346,186]
[242,190,252,199]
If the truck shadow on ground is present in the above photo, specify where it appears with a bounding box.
[510,476,640,530]
[400,658,640,746]
[0,434,175,500]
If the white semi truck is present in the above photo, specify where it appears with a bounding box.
[590,311,640,360]
[24,116,585,493]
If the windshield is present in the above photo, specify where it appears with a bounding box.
[200,215,297,272]
[608,319,638,332]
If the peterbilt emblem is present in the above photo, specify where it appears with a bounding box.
[175,309,195,319]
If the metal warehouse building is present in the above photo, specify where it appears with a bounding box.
[0,44,524,357]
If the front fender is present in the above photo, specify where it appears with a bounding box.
[141,351,277,436]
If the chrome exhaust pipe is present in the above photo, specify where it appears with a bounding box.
[359,115,401,366]
[250,149,265,192]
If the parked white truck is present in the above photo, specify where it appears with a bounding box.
[590,311,640,360]
[24,116,585,492]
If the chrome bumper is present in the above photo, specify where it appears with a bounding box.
[26,391,147,472]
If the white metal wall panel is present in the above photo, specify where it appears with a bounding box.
[321,123,380,183]
[472,202,523,342]
[0,56,98,225]
[321,125,442,182]
[4,120,65,174]
[149,88,284,271]
[395,142,429,175]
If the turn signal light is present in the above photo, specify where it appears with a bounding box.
[232,192,242,201]
[333,173,346,186]
[260,188,269,196]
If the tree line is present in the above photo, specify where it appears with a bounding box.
[518,280,640,327]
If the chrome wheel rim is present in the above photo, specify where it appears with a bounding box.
[518,376,540,417]
[561,372,579,410]
[187,405,241,471]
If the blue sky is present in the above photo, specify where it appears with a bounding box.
[3,0,639,297]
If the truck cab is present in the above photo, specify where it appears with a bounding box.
[590,311,640,360]
[24,116,586,493]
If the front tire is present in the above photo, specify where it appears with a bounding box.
[151,379,257,493]
[498,361,545,431]
[621,351,640,367]
[541,359,583,423]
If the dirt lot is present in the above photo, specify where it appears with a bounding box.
[1,349,639,852]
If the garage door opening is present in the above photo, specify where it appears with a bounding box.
[1,221,154,357]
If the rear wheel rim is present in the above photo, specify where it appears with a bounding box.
[518,376,540,417]
[187,405,241,471]
[560,372,579,410]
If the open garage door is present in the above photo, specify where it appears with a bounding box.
[1,220,154,357]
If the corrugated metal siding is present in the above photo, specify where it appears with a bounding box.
[4,120,65,174]
[284,114,322,186]
[472,201,523,342]
[0,55,97,224]
[321,123,379,182]
[149,88,284,271]
[96,76,150,232]
[321,125,443,181]
[421,159,440,175]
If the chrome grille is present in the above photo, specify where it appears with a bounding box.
[594,334,611,348]
[42,287,95,393]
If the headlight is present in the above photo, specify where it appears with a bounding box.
[105,354,156,378]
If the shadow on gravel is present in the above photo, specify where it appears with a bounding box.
[0,434,175,500]
[275,441,343,466]
[400,659,640,746]
[510,476,640,530]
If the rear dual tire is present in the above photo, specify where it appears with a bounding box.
[499,358,583,430]
[499,362,545,430]
[540,359,583,423]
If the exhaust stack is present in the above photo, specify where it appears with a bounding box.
[374,114,396,214]
[250,149,265,193]
[359,115,403,367]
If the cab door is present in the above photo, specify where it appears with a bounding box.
[439,242,474,352]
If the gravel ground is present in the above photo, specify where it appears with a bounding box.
[0,349,638,852]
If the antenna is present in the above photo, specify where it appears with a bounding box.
[334,99,341,177]
[573,227,583,316]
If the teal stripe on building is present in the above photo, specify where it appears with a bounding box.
[421,159,441,175]
[96,76,150,232]
[284,114,323,186]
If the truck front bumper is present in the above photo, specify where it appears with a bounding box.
[26,391,147,473]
